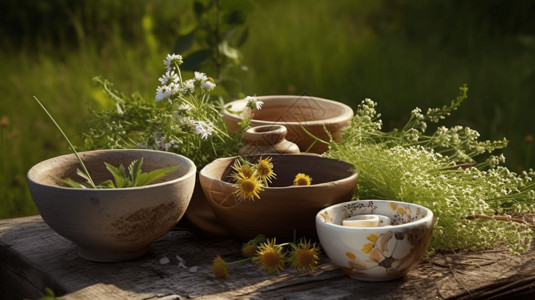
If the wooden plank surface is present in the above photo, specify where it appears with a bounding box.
[1,215,535,299]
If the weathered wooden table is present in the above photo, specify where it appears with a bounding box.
[1,216,535,299]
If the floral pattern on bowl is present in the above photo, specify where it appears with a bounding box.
[316,200,434,281]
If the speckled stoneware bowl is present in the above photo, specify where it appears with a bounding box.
[316,200,434,281]
[199,154,358,240]
[222,95,353,154]
[27,149,196,262]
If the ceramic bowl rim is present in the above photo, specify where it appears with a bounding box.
[27,149,197,192]
[316,199,434,231]
[222,95,354,126]
[199,154,358,191]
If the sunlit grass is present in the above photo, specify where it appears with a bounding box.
[1,0,535,219]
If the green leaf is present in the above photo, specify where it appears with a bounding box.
[59,178,87,189]
[224,10,246,25]
[128,158,144,187]
[193,1,205,17]
[95,180,116,189]
[172,30,196,54]
[236,26,249,47]
[181,49,213,71]
[76,168,96,188]
[136,165,179,187]
[104,162,125,188]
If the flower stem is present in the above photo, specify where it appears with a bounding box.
[33,96,97,188]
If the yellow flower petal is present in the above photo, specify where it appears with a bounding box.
[212,255,230,279]
[293,173,312,186]
[254,238,285,274]
[346,251,356,259]
[362,243,374,254]
[367,234,378,243]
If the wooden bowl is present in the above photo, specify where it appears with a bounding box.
[222,95,354,153]
[199,154,358,240]
[27,149,196,262]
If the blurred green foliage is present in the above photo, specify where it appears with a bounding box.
[1,0,535,219]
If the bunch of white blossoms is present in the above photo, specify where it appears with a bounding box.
[155,54,216,103]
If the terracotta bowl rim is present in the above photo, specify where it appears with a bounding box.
[222,95,354,126]
[316,199,434,231]
[27,149,197,192]
[199,154,358,191]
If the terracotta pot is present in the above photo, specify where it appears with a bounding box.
[238,125,300,156]
[199,154,358,240]
[27,149,196,262]
[222,95,354,154]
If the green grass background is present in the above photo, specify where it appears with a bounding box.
[1,0,535,219]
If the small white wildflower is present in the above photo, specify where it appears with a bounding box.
[194,71,207,82]
[164,54,183,69]
[155,85,172,102]
[245,96,263,110]
[178,103,193,111]
[202,80,216,91]
[158,70,179,85]
[194,121,215,139]
[181,79,195,94]
[167,82,181,97]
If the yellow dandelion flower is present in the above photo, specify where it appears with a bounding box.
[231,159,255,181]
[367,234,378,243]
[346,251,356,259]
[242,244,258,258]
[293,173,312,186]
[254,238,286,274]
[256,157,276,183]
[289,239,320,271]
[242,233,266,257]
[212,255,230,279]
[362,243,375,254]
[235,176,263,201]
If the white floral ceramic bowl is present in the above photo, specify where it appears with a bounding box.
[315,199,434,281]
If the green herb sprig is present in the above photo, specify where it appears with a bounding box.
[34,96,177,189]
[83,54,251,169]
[324,86,535,253]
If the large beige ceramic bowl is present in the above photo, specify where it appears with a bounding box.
[316,200,434,281]
[222,95,354,153]
[199,154,358,240]
[27,149,196,262]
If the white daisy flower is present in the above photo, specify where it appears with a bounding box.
[202,80,216,91]
[245,96,263,110]
[164,54,183,69]
[155,85,172,102]
[194,121,215,139]
[158,70,179,85]
[194,71,207,82]
[181,79,195,94]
